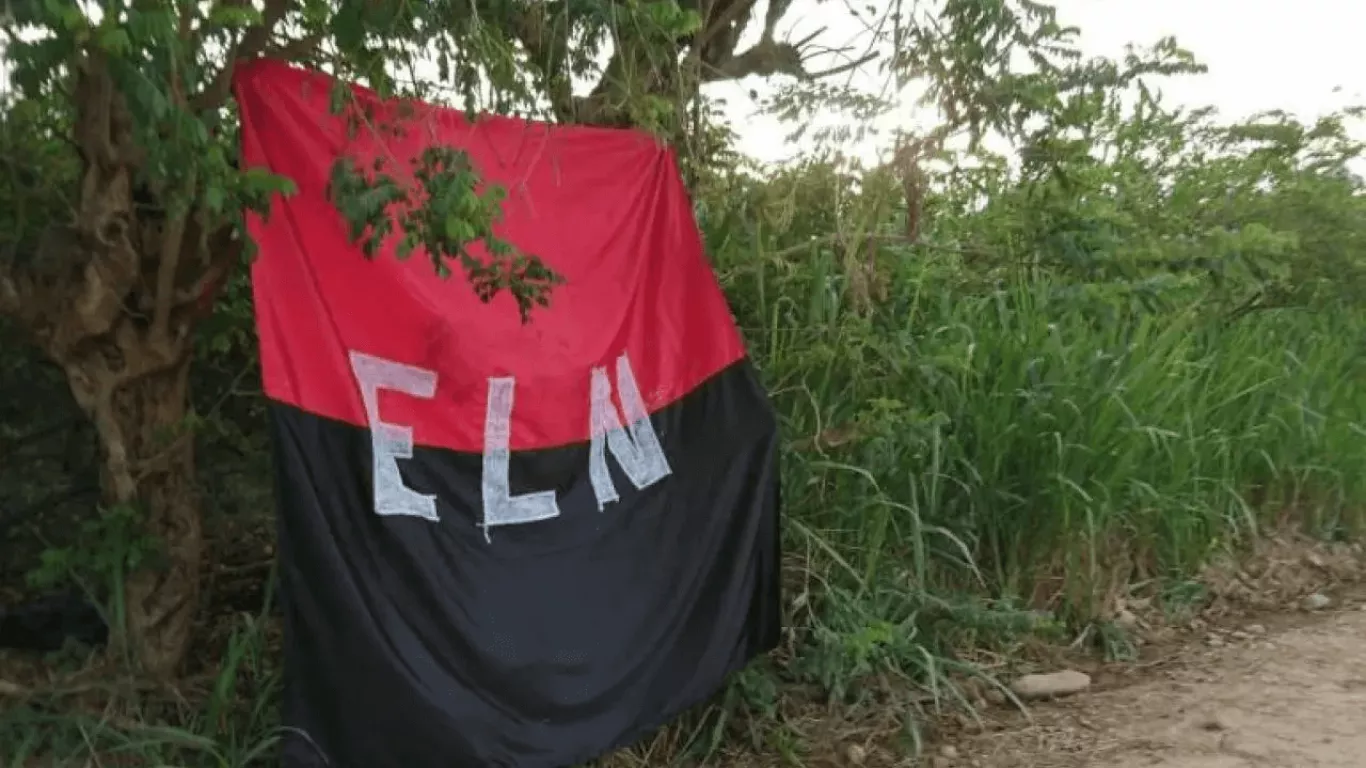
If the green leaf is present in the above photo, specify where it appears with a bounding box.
[444,215,474,244]
[94,25,131,55]
[209,3,264,28]
[204,183,226,214]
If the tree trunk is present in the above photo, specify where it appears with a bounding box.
[63,334,203,679]
[0,57,214,679]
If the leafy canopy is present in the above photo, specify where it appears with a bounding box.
[0,0,1101,328]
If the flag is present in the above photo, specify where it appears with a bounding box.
[234,60,782,768]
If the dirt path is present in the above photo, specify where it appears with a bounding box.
[956,601,1366,767]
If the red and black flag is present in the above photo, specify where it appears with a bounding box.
[234,61,781,767]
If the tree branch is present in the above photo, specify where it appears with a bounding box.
[700,37,807,82]
[808,51,880,79]
[266,30,325,63]
[171,226,240,311]
[695,0,818,82]
[191,0,292,114]
[514,0,868,126]
[693,0,759,52]
[508,4,575,122]
[150,204,192,344]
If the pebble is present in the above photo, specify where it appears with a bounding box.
[1302,593,1332,611]
[1010,669,1092,700]
[1198,710,1233,731]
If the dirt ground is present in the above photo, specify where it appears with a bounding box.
[951,590,1366,767]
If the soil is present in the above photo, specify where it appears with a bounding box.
[944,542,1366,768]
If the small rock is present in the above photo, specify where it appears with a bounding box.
[1230,630,1251,640]
[1198,711,1233,731]
[1302,593,1332,611]
[940,744,960,758]
[844,743,866,765]
[1010,669,1092,700]
[1246,623,1266,635]
[1115,609,1140,629]
[984,688,1006,705]
[1205,633,1225,647]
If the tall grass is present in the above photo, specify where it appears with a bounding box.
[8,195,1366,768]
[716,241,1366,706]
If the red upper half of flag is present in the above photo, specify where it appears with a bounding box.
[233,60,746,453]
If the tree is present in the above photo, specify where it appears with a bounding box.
[0,0,1080,678]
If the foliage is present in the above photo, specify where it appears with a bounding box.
[2,0,1366,766]
[2,0,973,675]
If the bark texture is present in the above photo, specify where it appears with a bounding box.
[0,58,218,678]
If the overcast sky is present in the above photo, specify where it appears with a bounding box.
[710,0,1365,166]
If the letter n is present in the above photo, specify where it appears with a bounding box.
[588,353,672,510]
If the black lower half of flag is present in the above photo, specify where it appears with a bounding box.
[268,359,781,768]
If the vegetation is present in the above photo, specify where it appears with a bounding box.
[2,0,1364,765]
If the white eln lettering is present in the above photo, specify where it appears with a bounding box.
[480,376,561,540]
[350,349,669,536]
[348,351,440,521]
[588,353,673,510]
